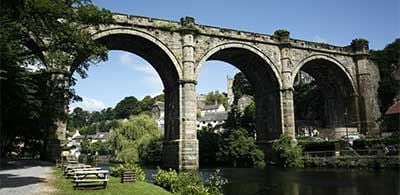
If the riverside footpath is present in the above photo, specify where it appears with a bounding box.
[0,159,55,195]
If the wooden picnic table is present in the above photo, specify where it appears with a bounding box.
[64,164,91,175]
[73,170,109,190]
[65,167,101,178]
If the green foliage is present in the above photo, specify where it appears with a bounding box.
[109,114,161,163]
[351,38,369,50]
[293,81,325,123]
[0,0,113,158]
[204,91,228,109]
[138,135,163,165]
[371,39,400,130]
[273,29,290,38]
[353,136,400,150]
[198,128,222,166]
[205,169,228,195]
[303,156,400,168]
[110,163,145,181]
[80,136,91,154]
[67,107,90,130]
[89,141,110,155]
[173,172,209,195]
[114,96,139,119]
[272,135,304,168]
[298,139,346,152]
[217,128,265,167]
[232,72,254,102]
[153,168,227,195]
[240,101,256,136]
[153,168,179,192]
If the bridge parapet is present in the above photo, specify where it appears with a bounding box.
[110,13,359,55]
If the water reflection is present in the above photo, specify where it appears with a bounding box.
[111,165,399,195]
[213,167,399,195]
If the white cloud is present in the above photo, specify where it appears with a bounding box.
[118,53,163,89]
[314,35,328,43]
[69,97,106,112]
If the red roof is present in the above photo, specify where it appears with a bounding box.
[385,101,400,115]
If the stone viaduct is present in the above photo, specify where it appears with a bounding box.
[54,13,381,170]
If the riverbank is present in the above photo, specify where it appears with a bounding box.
[303,156,400,168]
[50,168,172,195]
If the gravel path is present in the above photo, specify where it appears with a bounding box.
[0,160,54,195]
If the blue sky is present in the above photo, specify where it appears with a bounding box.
[70,0,399,111]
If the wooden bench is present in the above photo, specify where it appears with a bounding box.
[73,170,109,190]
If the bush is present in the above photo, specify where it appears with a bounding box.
[173,172,209,195]
[299,140,346,151]
[138,135,163,165]
[217,128,265,167]
[153,168,227,195]
[353,136,400,150]
[205,169,228,195]
[110,163,145,181]
[152,168,179,192]
[198,128,222,166]
[273,29,290,37]
[272,135,304,168]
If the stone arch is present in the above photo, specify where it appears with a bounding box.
[91,27,183,83]
[195,42,282,87]
[291,54,359,135]
[73,27,183,142]
[291,54,356,93]
[196,42,283,142]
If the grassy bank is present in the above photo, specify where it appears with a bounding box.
[51,168,172,195]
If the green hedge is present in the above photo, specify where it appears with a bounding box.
[298,140,346,152]
[353,136,400,149]
[304,156,400,168]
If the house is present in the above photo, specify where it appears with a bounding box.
[197,111,228,131]
[151,101,165,132]
[384,100,400,135]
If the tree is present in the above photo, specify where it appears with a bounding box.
[217,128,264,167]
[205,91,228,109]
[109,114,161,163]
[240,101,256,136]
[232,72,254,103]
[68,107,90,130]
[0,0,113,158]
[371,39,400,113]
[114,96,139,119]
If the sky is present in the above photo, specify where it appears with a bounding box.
[70,0,399,112]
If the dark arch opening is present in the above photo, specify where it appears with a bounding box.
[203,47,282,141]
[72,32,181,142]
[293,59,358,139]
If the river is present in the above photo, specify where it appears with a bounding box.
[143,167,399,195]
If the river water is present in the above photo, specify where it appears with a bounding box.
[143,167,399,195]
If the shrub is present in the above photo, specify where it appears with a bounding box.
[138,135,163,165]
[205,169,228,195]
[272,134,304,168]
[299,140,346,151]
[153,168,227,195]
[152,168,179,192]
[273,29,290,37]
[173,172,209,195]
[217,128,265,167]
[353,136,400,150]
[110,163,145,181]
